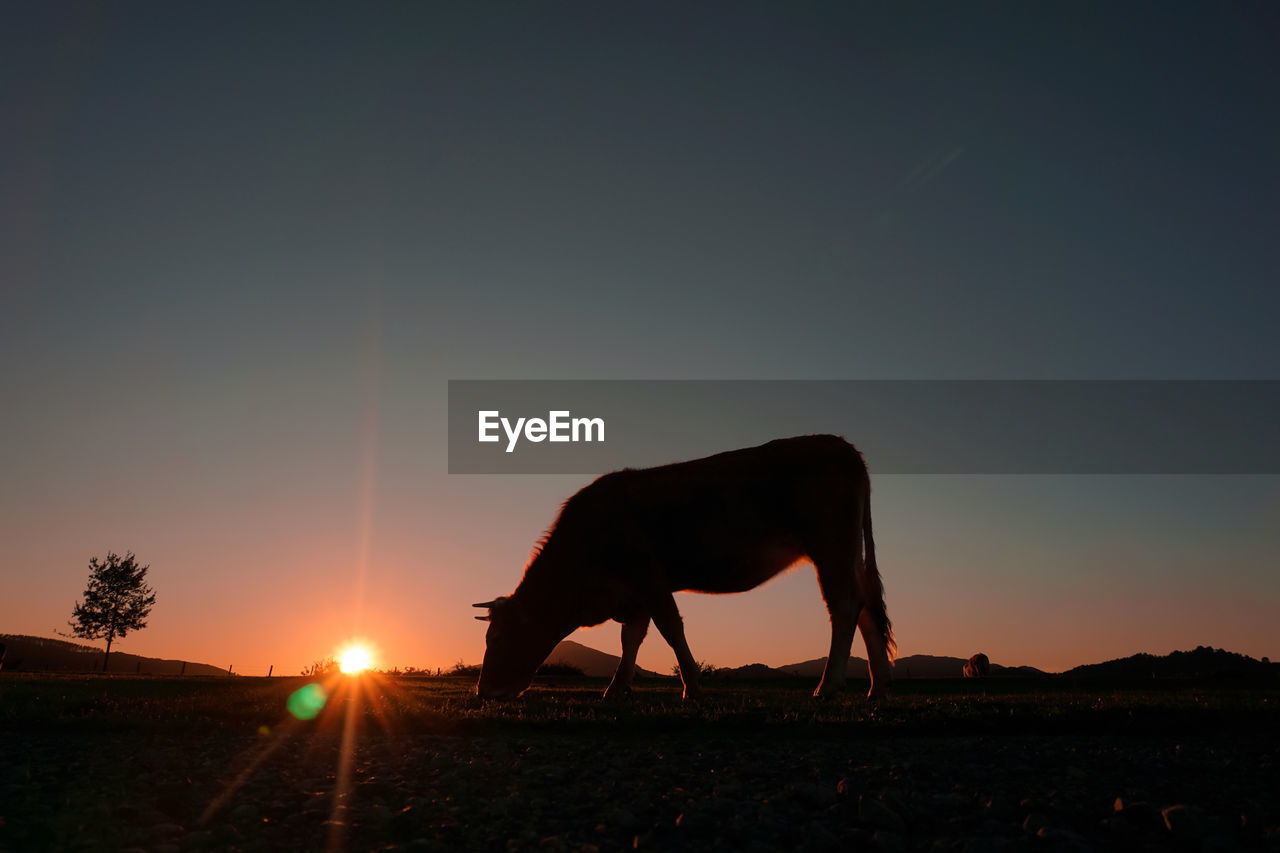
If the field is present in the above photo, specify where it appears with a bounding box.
[2,674,1278,852]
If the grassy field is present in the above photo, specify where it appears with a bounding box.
[2,673,1278,851]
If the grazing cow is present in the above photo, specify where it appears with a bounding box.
[963,653,990,678]
[473,435,895,700]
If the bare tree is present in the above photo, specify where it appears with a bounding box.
[67,552,156,672]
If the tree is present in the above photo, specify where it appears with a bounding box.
[67,551,156,672]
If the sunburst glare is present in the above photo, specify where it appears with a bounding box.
[337,640,376,675]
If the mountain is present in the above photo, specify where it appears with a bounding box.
[775,656,855,679]
[718,662,794,678]
[1062,646,1279,680]
[891,655,1049,678]
[773,654,1047,679]
[545,640,664,679]
[0,634,230,676]
[544,642,1045,681]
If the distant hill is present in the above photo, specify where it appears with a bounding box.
[771,654,1048,679]
[891,655,1048,679]
[544,643,1045,681]
[545,640,664,679]
[0,634,229,676]
[531,644,1278,682]
[719,662,794,678]
[1063,646,1279,681]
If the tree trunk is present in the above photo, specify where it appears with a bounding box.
[103,637,112,673]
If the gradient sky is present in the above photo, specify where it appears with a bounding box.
[3,3,1277,677]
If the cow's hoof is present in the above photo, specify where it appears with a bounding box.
[681,688,702,702]
[602,685,632,701]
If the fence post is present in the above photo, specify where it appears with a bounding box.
[228,664,233,675]
[267,665,273,678]
[180,661,186,676]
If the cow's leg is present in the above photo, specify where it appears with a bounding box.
[858,606,892,699]
[812,550,864,699]
[649,592,701,700]
[603,616,649,700]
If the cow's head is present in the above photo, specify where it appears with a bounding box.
[473,595,563,699]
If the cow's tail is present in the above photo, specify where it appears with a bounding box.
[858,494,896,662]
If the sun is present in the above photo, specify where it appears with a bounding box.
[337,641,375,675]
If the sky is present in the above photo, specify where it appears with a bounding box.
[2,2,1277,678]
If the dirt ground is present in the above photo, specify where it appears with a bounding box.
[2,675,1277,851]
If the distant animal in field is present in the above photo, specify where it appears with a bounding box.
[963,653,990,678]
[473,435,895,700]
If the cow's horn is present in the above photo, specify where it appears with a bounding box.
[474,614,491,622]
[473,599,501,609]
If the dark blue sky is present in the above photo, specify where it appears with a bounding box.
[3,3,1276,672]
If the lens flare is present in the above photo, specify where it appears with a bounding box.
[287,683,328,720]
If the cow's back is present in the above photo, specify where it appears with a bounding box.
[559,435,869,595]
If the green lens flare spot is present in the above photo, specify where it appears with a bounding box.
[287,683,328,720]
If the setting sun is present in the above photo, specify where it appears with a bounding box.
[337,642,375,675]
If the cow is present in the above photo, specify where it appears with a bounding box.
[963,653,990,678]
[473,435,895,701]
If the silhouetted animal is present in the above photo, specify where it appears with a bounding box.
[473,435,895,700]
[963,653,990,678]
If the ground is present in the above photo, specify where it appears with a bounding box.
[2,675,1278,851]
